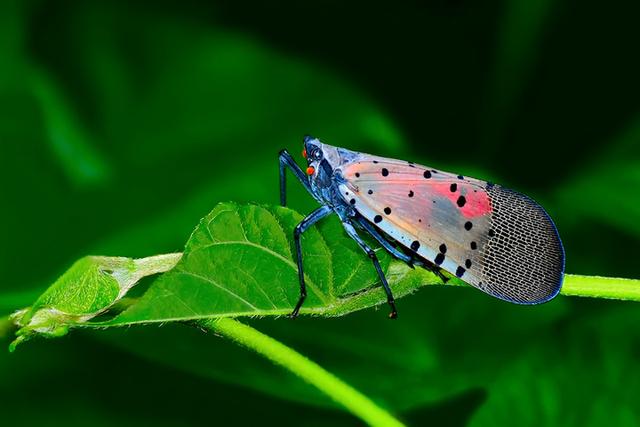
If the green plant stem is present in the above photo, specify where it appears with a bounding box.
[203,317,406,427]
[561,274,640,301]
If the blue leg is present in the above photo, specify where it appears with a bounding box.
[279,149,311,207]
[356,217,417,265]
[356,216,449,284]
[291,205,333,318]
[342,221,398,319]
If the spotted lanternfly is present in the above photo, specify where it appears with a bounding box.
[279,136,565,318]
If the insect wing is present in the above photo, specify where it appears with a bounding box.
[337,154,564,304]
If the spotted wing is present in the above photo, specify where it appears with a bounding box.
[336,155,564,304]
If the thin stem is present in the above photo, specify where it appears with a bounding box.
[561,274,640,301]
[203,317,406,427]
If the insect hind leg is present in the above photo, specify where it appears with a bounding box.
[342,221,398,319]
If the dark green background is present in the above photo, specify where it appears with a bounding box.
[1,0,639,425]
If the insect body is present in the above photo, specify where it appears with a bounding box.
[279,136,564,318]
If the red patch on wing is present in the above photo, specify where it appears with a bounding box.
[431,182,491,218]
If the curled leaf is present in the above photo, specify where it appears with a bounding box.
[10,253,180,350]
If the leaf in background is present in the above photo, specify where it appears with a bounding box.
[0,336,357,427]
[481,0,555,149]
[108,202,437,325]
[28,67,112,187]
[0,0,27,88]
[2,2,407,293]
[554,115,640,237]
[61,2,406,167]
[98,288,567,412]
[469,305,640,426]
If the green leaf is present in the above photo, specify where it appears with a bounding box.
[108,202,438,325]
[554,115,640,237]
[28,67,112,187]
[468,306,640,426]
[481,0,555,147]
[10,253,180,350]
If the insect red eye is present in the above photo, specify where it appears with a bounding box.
[302,149,307,159]
[306,166,315,175]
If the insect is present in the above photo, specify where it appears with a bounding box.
[279,136,565,318]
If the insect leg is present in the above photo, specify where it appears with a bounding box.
[355,217,416,265]
[342,221,398,319]
[279,149,312,207]
[356,217,449,283]
[425,264,451,284]
[351,226,447,307]
[291,205,333,318]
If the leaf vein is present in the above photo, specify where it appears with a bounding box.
[192,240,329,304]
[178,270,259,310]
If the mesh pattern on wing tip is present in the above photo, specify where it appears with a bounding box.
[478,186,564,303]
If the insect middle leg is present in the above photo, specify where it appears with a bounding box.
[342,221,398,319]
[278,149,312,207]
[291,205,333,318]
[356,216,450,284]
[356,217,417,266]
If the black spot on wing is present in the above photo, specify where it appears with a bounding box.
[465,259,472,268]
[374,215,382,223]
[381,168,389,176]
[423,170,432,179]
[450,183,457,192]
[456,266,466,277]
[408,190,414,198]
[464,221,473,230]
[439,244,447,254]
[457,196,466,207]
[384,207,392,215]
[411,241,420,251]
[470,241,477,250]
[434,253,445,265]
[368,189,373,195]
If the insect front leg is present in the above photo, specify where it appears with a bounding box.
[342,221,398,319]
[279,149,312,207]
[291,205,333,318]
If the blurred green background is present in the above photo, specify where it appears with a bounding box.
[1,0,639,425]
